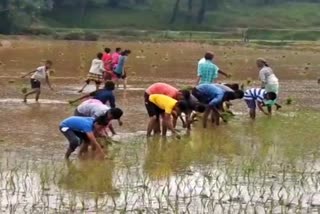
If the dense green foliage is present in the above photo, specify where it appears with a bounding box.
[0,0,320,36]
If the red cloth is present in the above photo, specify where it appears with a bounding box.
[102,53,112,71]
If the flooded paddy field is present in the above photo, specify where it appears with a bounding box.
[1,39,320,213]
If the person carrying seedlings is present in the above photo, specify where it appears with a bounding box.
[78,52,105,93]
[146,94,188,139]
[256,58,282,112]
[21,60,54,103]
[192,84,243,128]
[196,52,230,85]
[74,99,123,136]
[114,49,131,89]
[244,88,277,119]
[59,115,109,160]
[70,81,116,108]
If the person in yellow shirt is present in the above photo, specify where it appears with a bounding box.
[146,94,188,138]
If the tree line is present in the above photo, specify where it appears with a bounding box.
[0,0,319,34]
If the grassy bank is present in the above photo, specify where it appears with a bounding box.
[19,27,320,42]
[43,3,320,30]
[15,2,317,41]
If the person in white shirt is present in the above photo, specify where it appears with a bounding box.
[257,58,282,111]
[21,60,54,103]
[78,52,106,93]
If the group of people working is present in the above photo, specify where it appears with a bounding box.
[78,47,131,92]
[21,50,281,160]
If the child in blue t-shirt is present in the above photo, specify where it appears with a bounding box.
[59,115,109,160]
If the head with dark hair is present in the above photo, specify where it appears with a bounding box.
[178,89,190,100]
[104,81,115,90]
[234,90,244,99]
[125,49,131,55]
[107,108,123,120]
[223,91,237,101]
[104,47,111,53]
[194,104,206,113]
[95,115,109,126]
[266,92,277,100]
[45,60,53,69]
[115,47,122,53]
[224,83,239,91]
[97,52,103,60]
[175,100,188,114]
[204,52,214,61]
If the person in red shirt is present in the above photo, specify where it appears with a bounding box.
[111,47,122,71]
[102,48,112,80]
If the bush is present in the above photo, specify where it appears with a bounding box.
[22,27,55,36]
[83,31,99,41]
[63,31,84,40]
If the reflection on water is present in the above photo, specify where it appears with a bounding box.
[1,39,320,212]
[1,112,320,212]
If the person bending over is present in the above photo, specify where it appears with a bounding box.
[244,88,277,119]
[59,115,109,160]
[145,94,188,139]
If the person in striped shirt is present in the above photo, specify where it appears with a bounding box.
[244,88,277,119]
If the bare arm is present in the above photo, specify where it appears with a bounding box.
[164,113,180,138]
[218,70,231,78]
[86,132,105,159]
[108,124,117,135]
[45,74,54,90]
[257,102,269,115]
[69,94,91,104]
[21,70,36,78]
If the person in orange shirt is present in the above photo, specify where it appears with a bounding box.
[146,94,188,139]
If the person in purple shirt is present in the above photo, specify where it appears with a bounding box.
[192,84,243,127]
[59,116,109,160]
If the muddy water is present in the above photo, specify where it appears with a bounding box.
[1,39,320,213]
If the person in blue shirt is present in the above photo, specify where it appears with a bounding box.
[69,81,116,108]
[59,115,109,160]
[114,49,131,89]
[192,84,243,127]
[196,52,230,85]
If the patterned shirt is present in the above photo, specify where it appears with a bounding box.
[244,88,266,102]
[197,60,219,85]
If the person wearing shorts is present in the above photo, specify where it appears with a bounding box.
[146,94,188,138]
[244,88,277,120]
[78,52,105,93]
[21,60,54,103]
[59,116,108,160]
